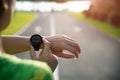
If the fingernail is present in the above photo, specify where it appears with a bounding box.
[79,49,81,53]
[73,55,78,59]
[74,57,77,60]
[76,54,79,58]
[78,51,80,54]
[71,56,75,59]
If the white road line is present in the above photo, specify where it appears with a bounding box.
[50,14,56,36]
[50,14,59,80]
[34,26,42,33]
[74,26,82,32]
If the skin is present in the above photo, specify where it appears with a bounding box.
[0,0,81,72]
[0,0,15,32]
[2,35,80,58]
[0,0,58,72]
[30,38,58,72]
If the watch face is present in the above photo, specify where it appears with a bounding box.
[30,34,43,45]
[30,34,43,51]
[32,36,41,43]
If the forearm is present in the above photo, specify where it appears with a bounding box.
[2,35,30,54]
[40,58,58,72]
[46,59,58,72]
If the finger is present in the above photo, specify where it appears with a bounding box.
[65,37,81,53]
[68,41,81,53]
[43,38,51,49]
[62,35,81,53]
[39,38,51,56]
[29,46,37,60]
[56,52,75,59]
[65,45,79,58]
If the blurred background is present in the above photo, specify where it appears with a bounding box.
[2,0,120,80]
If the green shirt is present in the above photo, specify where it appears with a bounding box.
[0,54,54,80]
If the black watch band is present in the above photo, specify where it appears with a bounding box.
[30,34,43,51]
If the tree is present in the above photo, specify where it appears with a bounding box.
[84,0,120,27]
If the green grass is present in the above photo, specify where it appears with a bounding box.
[72,12,120,39]
[2,12,36,35]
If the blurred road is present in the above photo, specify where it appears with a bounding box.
[15,12,120,80]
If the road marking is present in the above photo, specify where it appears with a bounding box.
[50,14,59,80]
[50,14,56,36]
[34,26,42,33]
[74,26,82,32]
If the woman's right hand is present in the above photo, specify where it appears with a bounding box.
[30,38,58,72]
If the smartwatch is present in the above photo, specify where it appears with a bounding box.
[30,34,43,51]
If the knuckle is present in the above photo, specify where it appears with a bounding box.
[45,41,51,47]
[61,34,67,38]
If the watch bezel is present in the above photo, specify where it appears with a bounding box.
[30,34,43,51]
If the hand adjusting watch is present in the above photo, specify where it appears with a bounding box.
[30,34,43,51]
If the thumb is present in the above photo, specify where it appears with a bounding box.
[39,38,51,56]
[30,45,37,60]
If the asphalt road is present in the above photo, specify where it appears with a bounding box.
[15,12,120,80]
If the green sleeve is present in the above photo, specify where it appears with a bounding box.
[0,54,54,80]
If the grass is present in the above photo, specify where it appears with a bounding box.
[72,12,120,39]
[1,12,36,35]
